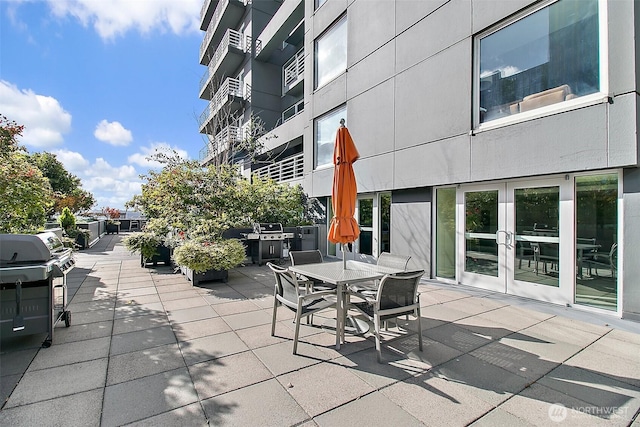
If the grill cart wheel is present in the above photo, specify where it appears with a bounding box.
[64,310,71,327]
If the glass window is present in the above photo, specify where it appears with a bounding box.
[315,15,347,89]
[435,188,456,279]
[315,0,327,9]
[477,0,599,124]
[314,105,346,169]
[575,174,618,311]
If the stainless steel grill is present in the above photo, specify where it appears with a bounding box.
[0,232,75,347]
[244,223,294,265]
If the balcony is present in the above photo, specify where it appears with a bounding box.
[253,153,304,183]
[198,78,245,133]
[255,0,304,61]
[282,48,304,96]
[199,125,242,165]
[200,0,246,65]
[199,29,246,100]
[200,0,216,31]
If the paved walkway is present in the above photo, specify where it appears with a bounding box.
[1,233,639,426]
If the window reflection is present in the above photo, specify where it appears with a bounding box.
[478,0,599,123]
[314,105,346,169]
[315,15,347,89]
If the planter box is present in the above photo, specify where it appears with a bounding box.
[75,233,89,249]
[184,267,228,286]
[106,223,120,234]
[141,244,172,267]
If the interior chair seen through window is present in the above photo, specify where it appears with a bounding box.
[349,270,425,363]
[267,262,337,354]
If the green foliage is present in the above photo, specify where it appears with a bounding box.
[59,207,76,231]
[29,151,96,214]
[0,115,53,233]
[123,232,164,259]
[172,238,246,273]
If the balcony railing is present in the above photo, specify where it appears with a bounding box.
[198,78,243,130]
[199,0,249,63]
[253,153,304,183]
[199,29,245,95]
[200,0,213,27]
[282,48,304,94]
[199,125,242,162]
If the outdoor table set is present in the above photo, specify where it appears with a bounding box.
[289,260,403,349]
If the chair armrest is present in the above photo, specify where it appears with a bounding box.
[298,289,337,303]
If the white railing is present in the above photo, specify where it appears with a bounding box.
[282,48,304,93]
[199,125,242,162]
[200,0,241,62]
[200,0,213,24]
[199,29,244,94]
[253,153,304,182]
[198,77,243,129]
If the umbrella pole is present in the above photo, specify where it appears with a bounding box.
[342,244,346,269]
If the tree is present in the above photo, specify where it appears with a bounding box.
[29,152,96,214]
[0,115,53,233]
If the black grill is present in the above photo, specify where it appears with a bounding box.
[0,232,74,347]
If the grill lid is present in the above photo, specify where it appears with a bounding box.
[0,233,58,265]
[253,223,283,234]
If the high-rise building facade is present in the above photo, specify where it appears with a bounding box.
[198,0,640,321]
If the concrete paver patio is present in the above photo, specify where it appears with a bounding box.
[1,233,639,426]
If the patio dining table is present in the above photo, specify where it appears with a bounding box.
[289,260,403,349]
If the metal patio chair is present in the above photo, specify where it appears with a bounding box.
[267,262,337,354]
[349,270,425,362]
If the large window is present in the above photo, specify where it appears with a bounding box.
[314,15,347,89]
[314,105,346,169]
[477,0,599,125]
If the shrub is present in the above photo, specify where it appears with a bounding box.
[173,239,246,273]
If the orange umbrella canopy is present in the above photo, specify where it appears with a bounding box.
[328,124,360,244]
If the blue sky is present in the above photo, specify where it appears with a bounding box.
[1,0,207,212]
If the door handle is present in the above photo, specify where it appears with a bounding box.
[495,230,512,248]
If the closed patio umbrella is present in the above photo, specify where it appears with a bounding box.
[328,119,360,268]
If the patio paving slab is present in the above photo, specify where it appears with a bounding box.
[381,370,496,426]
[178,331,249,366]
[200,378,309,427]
[537,364,640,421]
[166,305,219,324]
[0,388,103,427]
[107,342,186,385]
[314,390,423,427]
[278,361,376,417]
[124,402,208,427]
[102,367,198,427]
[172,316,232,342]
[498,382,630,426]
[188,350,273,400]
[27,336,111,371]
[5,358,107,407]
[112,312,170,335]
[109,325,177,356]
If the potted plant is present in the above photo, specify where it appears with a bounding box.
[67,228,91,249]
[103,207,121,234]
[123,231,171,267]
[173,238,246,285]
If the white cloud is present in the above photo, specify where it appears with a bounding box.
[94,119,133,146]
[52,148,90,172]
[46,0,201,40]
[0,80,72,148]
[52,149,142,210]
[128,142,189,169]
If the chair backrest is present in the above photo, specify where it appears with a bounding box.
[376,270,424,317]
[289,250,323,266]
[267,262,300,307]
[377,252,411,270]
